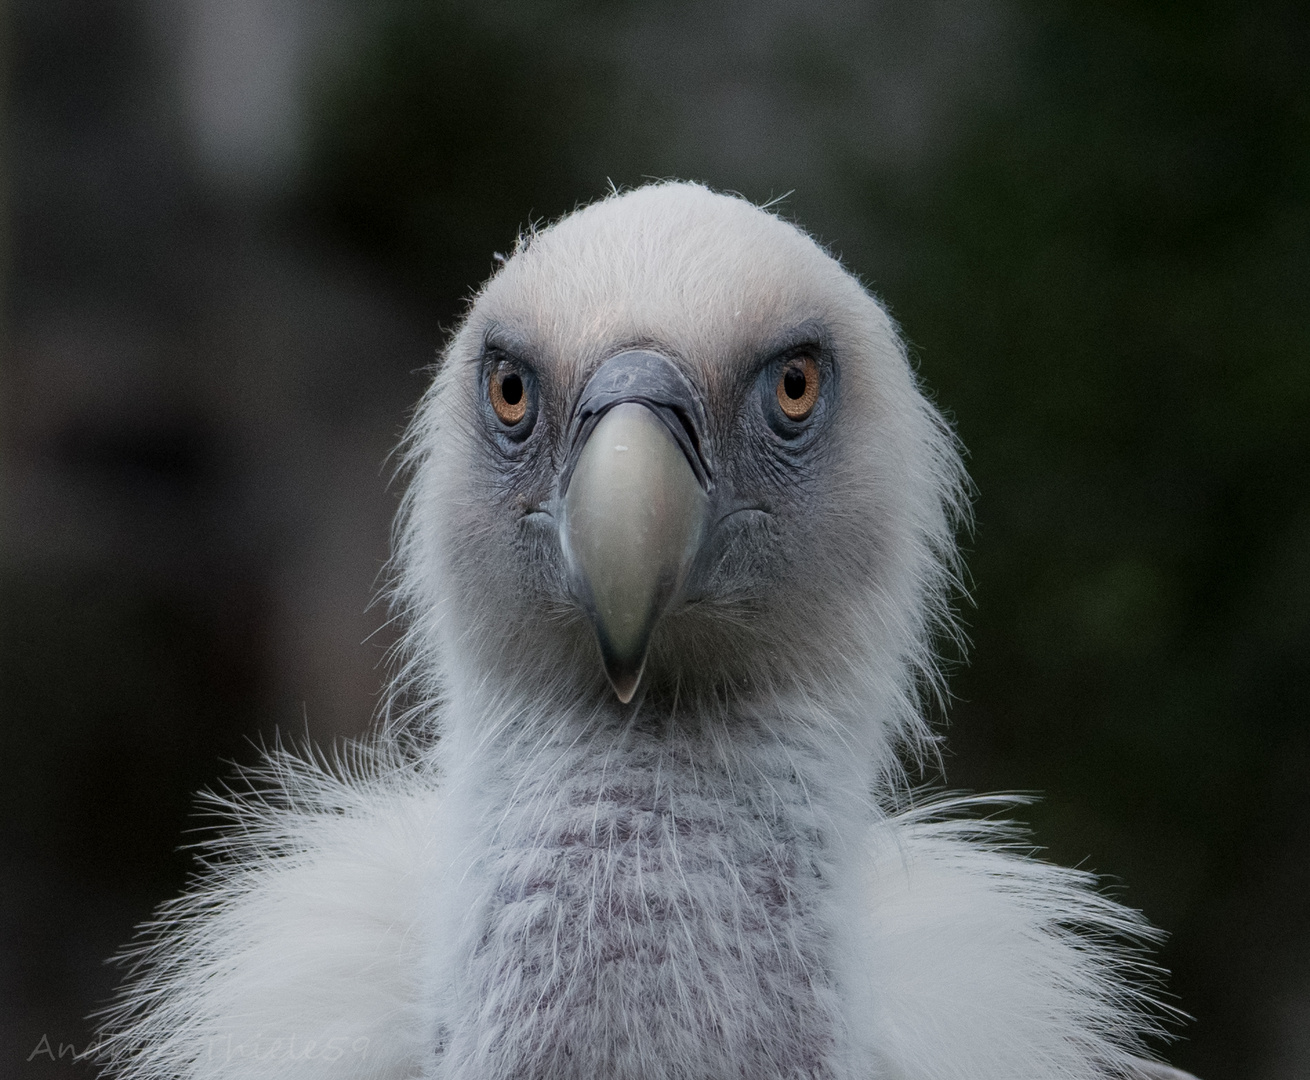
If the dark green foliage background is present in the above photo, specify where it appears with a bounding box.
[301,3,1309,1075]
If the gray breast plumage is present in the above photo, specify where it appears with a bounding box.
[433,724,849,1080]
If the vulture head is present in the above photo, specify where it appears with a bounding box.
[399,182,959,768]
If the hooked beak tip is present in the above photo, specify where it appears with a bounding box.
[606,663,642,704]
[591,608,653,703]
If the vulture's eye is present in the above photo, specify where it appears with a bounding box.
[775,355,820,422]
[487,361,531,429]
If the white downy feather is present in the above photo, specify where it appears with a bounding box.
[96,744,1169,1080]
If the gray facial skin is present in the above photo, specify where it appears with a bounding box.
[451,322,848,718]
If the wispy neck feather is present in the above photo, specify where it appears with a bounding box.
[428,702,877,1080]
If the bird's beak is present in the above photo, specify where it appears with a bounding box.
[558,351,713,703]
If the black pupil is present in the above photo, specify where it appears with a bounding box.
[500,373,523,406]
[783,366,807,400]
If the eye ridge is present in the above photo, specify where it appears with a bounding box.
[776,355,820,421]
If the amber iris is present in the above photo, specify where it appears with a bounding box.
[776,355,820,421]
[489,365,527,425]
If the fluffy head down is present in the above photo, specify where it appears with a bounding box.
[394,182,965,763]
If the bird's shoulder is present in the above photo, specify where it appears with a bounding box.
[95,745,443,1080]
[845,803,1184,1080]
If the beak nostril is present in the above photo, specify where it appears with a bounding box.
[559,350,713,499]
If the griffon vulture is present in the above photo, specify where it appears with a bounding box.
[96,182,1197,1080]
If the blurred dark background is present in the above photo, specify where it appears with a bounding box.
[1,1,1306,1077]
